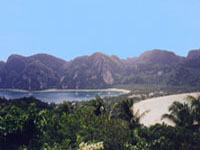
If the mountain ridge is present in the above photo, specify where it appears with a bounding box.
[1,49,200,90]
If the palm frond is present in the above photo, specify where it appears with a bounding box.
[161,113,179,124]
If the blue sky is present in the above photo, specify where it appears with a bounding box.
[0,0,200,61]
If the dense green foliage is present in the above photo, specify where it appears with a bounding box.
[0,95,200,150]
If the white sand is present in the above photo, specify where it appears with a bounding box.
[133,92,200,126]
[35,88,130,93]
[0,88,130,94]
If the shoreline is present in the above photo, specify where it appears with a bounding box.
[36,88,130,94]
[133,92,200,126]
[0,88,130,94]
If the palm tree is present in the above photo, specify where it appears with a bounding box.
[162,101,194,129]
[84,95,106,116]
[162,95,200,130]
[117,99,135,122]
[109,99,148,129]
[186,95,200,128]
[130,108,149,129]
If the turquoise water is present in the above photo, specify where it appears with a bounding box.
[0,89,126,103]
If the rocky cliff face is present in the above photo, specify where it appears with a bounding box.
[59,52,125,89]
[187,49,200,60]
[0,54,67,90]
[1,49,200,90]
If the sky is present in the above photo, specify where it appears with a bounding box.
[0,0,200,61]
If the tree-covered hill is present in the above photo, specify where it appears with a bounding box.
[1,49,200,90]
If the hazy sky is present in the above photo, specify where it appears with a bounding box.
[0,0,200,61]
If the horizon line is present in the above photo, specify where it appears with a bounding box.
[1,48,200,62]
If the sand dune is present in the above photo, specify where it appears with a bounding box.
[133,92,200,126]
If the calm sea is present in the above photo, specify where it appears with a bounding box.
[0,89,127,103]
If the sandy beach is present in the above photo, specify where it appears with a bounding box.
[133,92,200,126]
[0,88,130,94]
[34,88,130,93]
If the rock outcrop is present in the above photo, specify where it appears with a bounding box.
[1,49,200,90]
